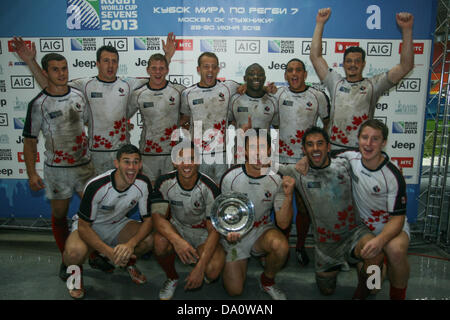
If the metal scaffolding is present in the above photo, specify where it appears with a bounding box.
[421,0,450,250]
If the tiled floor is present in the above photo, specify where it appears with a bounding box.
[0,229,448,301]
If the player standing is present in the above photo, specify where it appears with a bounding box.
[128,53,185,186]
[310,8,414,152]
[22,53,95,282]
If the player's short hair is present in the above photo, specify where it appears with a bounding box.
[41,53,66,72]
[343,46,366,62]
[116,144,141,161]
[96,45,119,62]
[197,52,219,67]
[148,53,168,68]
[245,63,265,75]
[244,128,272,149]
[302,126,330,147]
[286,58,306,72]
[358,119,389,141]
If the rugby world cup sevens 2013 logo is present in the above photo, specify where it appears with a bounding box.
[66,0,100,30]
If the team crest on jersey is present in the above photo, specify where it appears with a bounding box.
[118,88,125,96]
[264,106,271,112]
[264,191,272,198]
[218,92,225,101]
[193,98,204,105]
[169,96,175,105]
[128,200,137,208]
[372,185,381,193]
[359,86,367,94]
[75,103,82,110]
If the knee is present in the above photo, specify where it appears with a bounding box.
[270,237,289,257]
[137,234,153,253]
[64,245,86,265]
[225,283,244,297]
[385,242,408,265]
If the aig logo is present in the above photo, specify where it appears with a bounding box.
[396,78,421,92]
[40,39,64,52]
[235,40,260,54]
[169,75,193,87]
[11,76,34,89]
[302,41,326,55]
[103,38,128,52]
[367,42,392,56]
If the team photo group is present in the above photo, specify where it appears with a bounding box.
[10,8,415,300]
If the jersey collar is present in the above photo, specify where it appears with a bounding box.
[360,151,390,172]
[96,76,118,84]
[110,169,133,193]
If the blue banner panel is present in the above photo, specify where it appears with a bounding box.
[0,0,436,39]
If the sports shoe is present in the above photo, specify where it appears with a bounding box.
[89,253,115,273]
[159,278,179,300]
[260,282,287,300]
[59,262,69,282]
[296,247,310,267]
[126,265,147,285]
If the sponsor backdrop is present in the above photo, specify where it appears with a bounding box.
[0,0,437,223]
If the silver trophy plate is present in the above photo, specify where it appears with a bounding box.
[210,192,255,236]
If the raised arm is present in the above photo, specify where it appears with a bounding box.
[310,8,332,81]
[162,32,177,65]
[11,37,49,89]
[387,13,415,84]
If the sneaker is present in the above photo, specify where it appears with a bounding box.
[59,262,69,282]
[159,278,179,300]
[341,261,351,272]
[296,247,310,267]
[260,282,287,300]
[89,254,115,273]
[127,265,147,285]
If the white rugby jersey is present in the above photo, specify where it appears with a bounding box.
[229,92,279,129]
[128,81,185,156]
[274,86,330,161]
[279,159,360,244]
[23,88,90,167]
[323,69,394,148]
[70,76,147,152]
[151,170,220,228]
[338,151,407,235]
[77,169,152,224]
[180,80,240,154]
[220,165,285,227]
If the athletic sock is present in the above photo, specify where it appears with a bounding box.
[156,253,179,280]
[390,285,407,300]
[51,215,69,255]
[260,272,275,287]
[295,207,310,250]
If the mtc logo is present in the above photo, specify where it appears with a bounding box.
[175,39,193,51]
[335,42,359,53]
